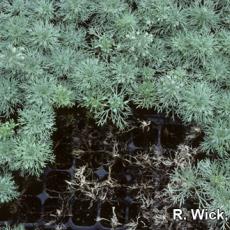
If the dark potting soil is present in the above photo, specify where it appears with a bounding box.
[0,107,208,230]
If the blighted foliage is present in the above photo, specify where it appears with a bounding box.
[0,0,229,228]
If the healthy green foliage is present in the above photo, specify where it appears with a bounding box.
[2,224,25,230]
[94,89,131,129]
[12,135,54,176]
[0,2,229,228]
[18,105,55,139]
[0,174,19,203]
[168,159,230,228]
[167,163,199,207]
[185,1,219,31]
[155,70,187,115]
[201,120,230,157]
[28,0,54,21]
[0,120,16,140]
[0,77,20,117]
[171,32,216,66]
[29,21,60,51]
[178,81,217,124]
[133,81,157,109]
[0,121,16,166]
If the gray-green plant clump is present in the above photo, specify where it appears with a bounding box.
[0,0,229,228]
[2,224,25,230]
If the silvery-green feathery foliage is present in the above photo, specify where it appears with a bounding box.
[0,77,21,117]
[2,224,25,230]
[0,174,19,203]
[11,135,54,176]
[167,159,230,229]
[0,1,229,227]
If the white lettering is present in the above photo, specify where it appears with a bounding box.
[173,209,183,220]
[191,209,205,220]
[209,211,216,220]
